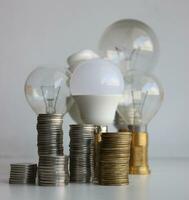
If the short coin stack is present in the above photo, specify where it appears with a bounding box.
[37,114,64,156]
[98,132,131,185]
[9,163,37,184]
[69,124,96,183]
[38,155,69,186]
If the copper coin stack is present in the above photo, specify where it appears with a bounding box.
[69,124,96,183]
[98,132,131,185]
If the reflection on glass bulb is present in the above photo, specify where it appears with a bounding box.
[99,19,159,74]
[117,70,164,128]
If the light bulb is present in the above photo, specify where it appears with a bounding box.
[117,70,164,175]
[117,70,164,129]
[70,58,124,125]
[99,19,159,74]
[67,49,99,123]
[25,66,71,115]
[67,49,99,73]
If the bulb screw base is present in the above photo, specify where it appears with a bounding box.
[129,132,150,175]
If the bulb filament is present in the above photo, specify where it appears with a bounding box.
[41,85,60,114]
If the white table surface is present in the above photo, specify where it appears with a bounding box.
[0,158,188,200]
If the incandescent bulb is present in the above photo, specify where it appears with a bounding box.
[117,70,164,130]
[70,58,124,125]
[99,19,159,74]
[25,66,72,115]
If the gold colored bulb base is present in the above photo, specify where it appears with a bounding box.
[129,132,151,175]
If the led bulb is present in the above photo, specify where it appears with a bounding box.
[25,66,72,115]
[99,19,159,74]
[67,50,100,124]
[70,58,124,125]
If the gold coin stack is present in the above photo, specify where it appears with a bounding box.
[98,132,131,185]
[93,126,108,184]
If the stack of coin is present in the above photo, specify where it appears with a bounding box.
[9,163,37,184]
[37,114,64,156]
[93,126,108,184]
[69,124,96,183]
[38,155,69,186]
[99,132,131,185]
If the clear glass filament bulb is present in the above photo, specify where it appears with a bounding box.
[117,70,164,126]
[99,19,159,74]
[25,66,71,115]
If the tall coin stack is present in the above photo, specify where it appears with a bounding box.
[37,114,69,186]
[9,163,37,184]
[37,114,64,156]
[38,156,69,186]
[98,132,131,185]
[93,126,108,183]
[69,124,96,183]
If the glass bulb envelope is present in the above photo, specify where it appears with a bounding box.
[25,66,71,115]
[117,70,164,127]
[99,19,159,74]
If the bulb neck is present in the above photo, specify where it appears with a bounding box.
[119,125,147,133]
[46,99,56,114]
[127,125,147,133]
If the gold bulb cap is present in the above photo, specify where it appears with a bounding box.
[129,132,151,175]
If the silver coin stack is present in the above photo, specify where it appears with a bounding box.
[69,124,96,183]
[37,114,64,156]
[9,163,37,184]
[38,155,69,186]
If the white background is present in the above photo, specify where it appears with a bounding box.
[0,0,188,160]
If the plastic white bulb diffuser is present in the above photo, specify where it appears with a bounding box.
[25,66,71,115]
[117,70,164,130]
[70,58,124,125]
[67,49,99,73]
[70,58,124,95]
[99,19,159,74]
